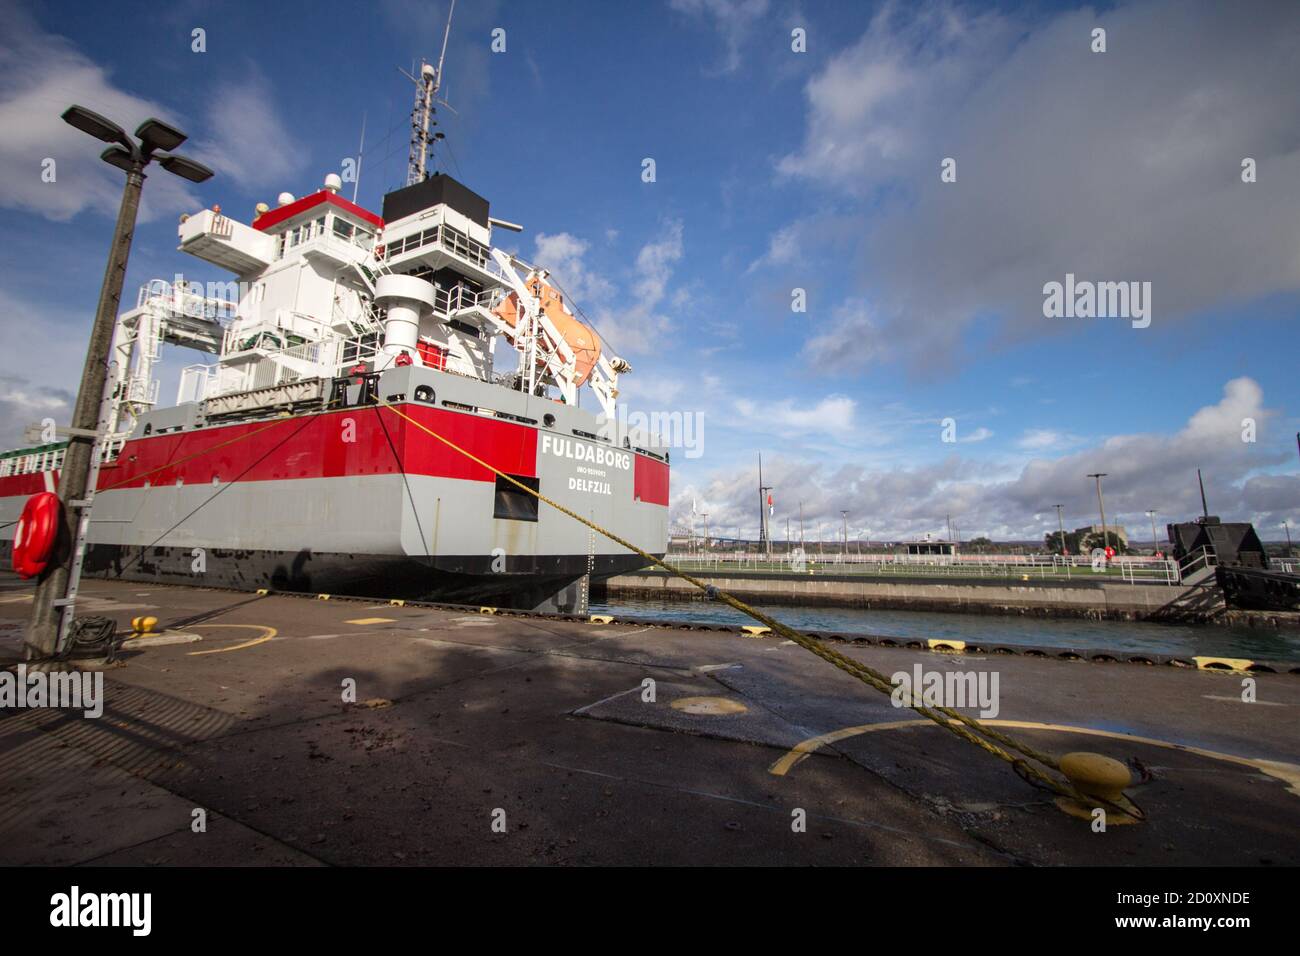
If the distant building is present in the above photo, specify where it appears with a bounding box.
[903,539,958,556]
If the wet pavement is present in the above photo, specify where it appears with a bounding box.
[1,575,1297,866]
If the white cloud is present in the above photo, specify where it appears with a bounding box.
[778,0,1300,369]
[673,378,1297,540]
[802,297,882,370]
[522,221,687,358]
[733,394,856,436]
[190,75,304,190]
[593,220,684,355]
[532,231,615,307]
[1017,428,1083,452]
[0,7,302,223]
[670,0,771,74]
[0,4,198,222]
[0,286,91,447]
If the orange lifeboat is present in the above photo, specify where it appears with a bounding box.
[492,274,601,386]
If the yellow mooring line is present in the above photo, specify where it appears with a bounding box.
[374,400,1144,822]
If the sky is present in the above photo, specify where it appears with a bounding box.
[0,0,1297,545]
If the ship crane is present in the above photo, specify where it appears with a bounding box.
[486,249,627,419]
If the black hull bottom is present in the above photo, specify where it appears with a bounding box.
[16,544,655,613]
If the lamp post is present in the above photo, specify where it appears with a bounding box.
[1146,509,1159,557]
[840,510,848,557]
[1054,504,1067,556]
[26,106,213,659]
[1087,472,1109,560]
[759,486,773,557]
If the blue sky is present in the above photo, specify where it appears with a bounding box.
[1,0,1297,543]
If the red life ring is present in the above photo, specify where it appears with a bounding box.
[12,492,61,579]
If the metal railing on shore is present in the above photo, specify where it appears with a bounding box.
[660,551,1183,585]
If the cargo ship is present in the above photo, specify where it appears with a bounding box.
[0,55,669,613]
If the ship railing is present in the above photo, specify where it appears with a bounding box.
[178,364,218,404]
[381,222,490,270]
[432,283,501,316]
[1177,546,1219,584]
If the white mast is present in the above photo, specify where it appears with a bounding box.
[405,0,455,185]
[352,112,366,203]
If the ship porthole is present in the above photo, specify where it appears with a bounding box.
[414,385,435,404]
[543,413,556,427]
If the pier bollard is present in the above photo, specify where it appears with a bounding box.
[1055,752,1142,825]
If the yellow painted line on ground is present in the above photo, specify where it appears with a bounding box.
[187,624,277,656]
[767,718,1300,797]
[928,639,966,652]
[345,617,396,625]
[0,594,34,604]
[671,696,748,715]
[1193,656,1254,672]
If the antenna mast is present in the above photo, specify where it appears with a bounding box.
[405,0,456,186]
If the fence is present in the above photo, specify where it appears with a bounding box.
[661,551,1182,584]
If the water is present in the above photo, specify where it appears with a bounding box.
[591,597,1300,661]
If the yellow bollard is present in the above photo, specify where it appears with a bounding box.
[1054,752,1142,825]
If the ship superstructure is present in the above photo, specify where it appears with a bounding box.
[1,50,669,612]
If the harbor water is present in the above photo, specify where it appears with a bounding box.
[592,596,1300,661]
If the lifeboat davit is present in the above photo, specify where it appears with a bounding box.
[492,274,601,386]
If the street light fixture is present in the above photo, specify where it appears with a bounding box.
[1146,509,1160,557]
[61,105,128,144]
[26,105,214,659]
[160,154,216,183]
[136,117,187,152]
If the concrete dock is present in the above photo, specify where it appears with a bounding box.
[601,568,1300,626]
[2,574,1298,866]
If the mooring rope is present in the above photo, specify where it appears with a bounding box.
[16,386,1138,818]
[373,399,1142,820]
